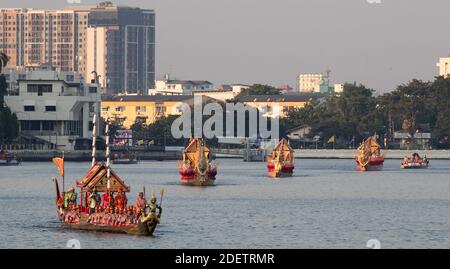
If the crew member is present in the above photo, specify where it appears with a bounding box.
[89,188,101,215]
[64,187,77,208]
[136,192,147,212]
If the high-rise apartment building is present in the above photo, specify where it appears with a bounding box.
[0,8,25,67]
[298,73,325,93]
[22,8,90,72]
[86,3,155,94]
[0,2,155,95]
[437,57,450,78]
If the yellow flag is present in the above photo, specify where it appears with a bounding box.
[138,140,145,145]
[328,136,335,143]
[52,157,64,177]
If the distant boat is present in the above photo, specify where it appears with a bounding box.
[178,138,217,186]
[112,153,138,164]
[355,136,385,171]
[401,153,430,169]
[0,149,21,166]
[267,138,294,178]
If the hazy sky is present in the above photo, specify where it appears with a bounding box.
[2,0,450,93]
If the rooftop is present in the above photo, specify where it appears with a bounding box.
[162,80,213,86]
[237,93,322,103]
[104,95,193,102]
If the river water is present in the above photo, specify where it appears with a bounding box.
[0,158,449,249]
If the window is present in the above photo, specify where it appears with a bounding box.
[27,84,53,95]
[156,104,166,116]
[136,117,147,124]
[89,87,97,93]
[101,106,109,112]
[21,121,39,131]
[45,106,56,112]
[24,105,35,111]
[115,106,125,112]
[136,106,146,113]
[42,121,54,131]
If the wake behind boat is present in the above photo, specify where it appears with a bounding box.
[355,136,385,171]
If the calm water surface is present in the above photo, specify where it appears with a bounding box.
[1,158,450,249]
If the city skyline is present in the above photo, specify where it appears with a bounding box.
[1,0,450,93]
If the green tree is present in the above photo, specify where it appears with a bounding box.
[130,119,148,141]
[147,115,184,146]
[235,84,281,99]
[1,73,19,144]
[429,76,450,148]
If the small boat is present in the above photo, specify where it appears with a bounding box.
[401,162,430,169]
[178,138,217,186]
[0,149,21,166]
[401,153,430,169]
[112,153,139,164]
[51,116,162,236]
[267,138,294,178]
[355,136,385,171]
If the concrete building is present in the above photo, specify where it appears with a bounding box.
[0,2,155,95]
[150,75,213,95]
[236,94,318,118]
[86,2,155,94]
[0,8,25,67]
[3,64,101,150]
[334,83,344,93]
[192,84,250,102]
[0,7,90,72]
[100,95,193,129]
[193,90,234,102]
[437,57,450,78]
[298,73,325,92]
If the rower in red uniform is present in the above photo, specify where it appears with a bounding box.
[136,192,147,212]
[101,191,112,207]
[115,190,128,210]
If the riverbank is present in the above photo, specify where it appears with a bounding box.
[9,150,182,162]
[293,149,450,160]
[8,149,450,161]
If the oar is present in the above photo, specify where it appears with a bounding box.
[159,188,165,207]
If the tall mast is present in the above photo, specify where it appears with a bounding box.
[62,151,65,191]
[105,122,111,179]
[91,114,97,167]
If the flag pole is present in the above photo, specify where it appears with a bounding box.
[91,114,97,167]
[62,151,65,192]
[105,122,111,179]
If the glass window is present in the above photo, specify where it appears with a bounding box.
[136,106,146,113]
[42,121,54,131]
[24,105,35,111]
[45,106,56,112]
